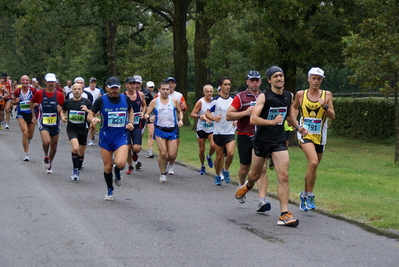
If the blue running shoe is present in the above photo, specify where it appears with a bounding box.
[199,166,205,175]
[206,155,214,168]
[257,200,271,212]
[214,175,221,186]
[222,169,230,183]
[299,193,308,211]
[104,188,114,201]
[307,196,316,210]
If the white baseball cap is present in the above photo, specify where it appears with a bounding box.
[44,73,57,82]
[146,81,155,87]
[308,67,325,77]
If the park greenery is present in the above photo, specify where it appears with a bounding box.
[0,0,398,159]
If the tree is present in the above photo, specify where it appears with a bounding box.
[343,0,399,162]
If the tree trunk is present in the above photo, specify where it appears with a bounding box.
[394,73,399,162]
[172,0,191,126]
[106,20,118,77]
[282,61,298,147]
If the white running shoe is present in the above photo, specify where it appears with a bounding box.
[159,174,167,183]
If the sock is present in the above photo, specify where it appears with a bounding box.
[104,172,113,190]
[114,165,124,172]
[308,192,314,197]
[301,191,308,198]
[281,211,288,216]
[132,152,138,162]
[72,153,79,169]
[259,198,266,202]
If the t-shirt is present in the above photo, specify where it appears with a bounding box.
[62,98,92,129]
[208,95,235,135]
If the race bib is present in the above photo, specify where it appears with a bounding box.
[202,121,214,129]
[19,100,30,111]
[42,113,57,126]
[68,110,85,124]
[133,112,141,124]
[108,111,126,127]
[267,107,287,125]
[303,117,322,134]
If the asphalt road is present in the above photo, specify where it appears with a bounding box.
[0,117,398,267]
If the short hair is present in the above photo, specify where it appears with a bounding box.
[158,81,169,88]
[203,84,213,92]
[218,76,231,86]
[72,83,83,90]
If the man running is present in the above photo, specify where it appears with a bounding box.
[123,77,147,175]
[235,66,307,226]
[84,77,102,146]
[205,77,236,185]
[144,81,183,183]
[226,70,270,212]
[61,83,92,181]
[12,75,37,161]
[293,67,335,211]
[88,76,134,200]
[190,84,215,175]
[30,73,65,174]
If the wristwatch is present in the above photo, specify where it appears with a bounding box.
[323,104,329,110]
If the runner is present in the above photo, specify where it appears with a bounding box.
[144,81,183,183]
[84,77,102,146]
[189,84,215,175]
[234,66,307,226]
[205,77,236,185]
[0,80,10,130]
[61,83,92,181]
[123,77,147,175]
[87,76,134,200]
[30,73,65,174]
[12,75,37,161]
[1,72,13,129]
[145,81,156,158]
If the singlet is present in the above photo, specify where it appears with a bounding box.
[297,89,328,145]
[124,90,142,125]
[196,97,214,133]
[254,89,292,144]
[230,89,259,135]
[99,94,130,141]
[15,87,36,114]
[40,91,60,128]
[208,95,235,135]
[154,96,177,128]
[62,98,92,129]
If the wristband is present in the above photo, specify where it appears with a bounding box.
[295,125,302,130]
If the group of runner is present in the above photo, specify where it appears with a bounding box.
[2,66,335,227]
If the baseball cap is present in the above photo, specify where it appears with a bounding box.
[74,77,85,83]
[247,70,261,79]
[146,81,155,87]
[89,77,97,82]
[308,67,325,77]
[266,66,284,80]
[133,75,142,83]
[125,77,135,83]
[44,73,57,82]
[106,76,121,88]
[32,78,37,82]
[1,72,7,78]
[166,76,176,82]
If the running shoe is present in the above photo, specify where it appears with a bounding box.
[159,174,167,183]
[104,188,114,201]
[222,169,230,183]
[307,196,316,210]
[238,194,246,204]
[269,157,275,170]
[235,181,252,200]
[167,164,174,175]
[43,156,50,169]
[135,161,142,170]
[277,212,299,227]
[71,169,80,181]
[206,155,214,168]
[214,175,222,186]
[125,165,134,175]
[257,200,272,212]
[88,140,94,146]
[46,164,53,174]
[220,172,224,181]
[146,149,154,158]
[23,153,30,162]
[113,164,122,186]
[199,166,205,175]
[299,193,309,212]
[5,124,9,130]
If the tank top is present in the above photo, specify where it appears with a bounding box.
[17,87,35,114]
[100,94,129,141]
[196,97,214,133]
[40,91,59,127]
[154,96,176,128]
[297,89,328,145]
[125,90,142,125]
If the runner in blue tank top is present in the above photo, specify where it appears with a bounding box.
[88,77,134,201]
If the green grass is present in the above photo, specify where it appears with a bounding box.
[142,125,399,233]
